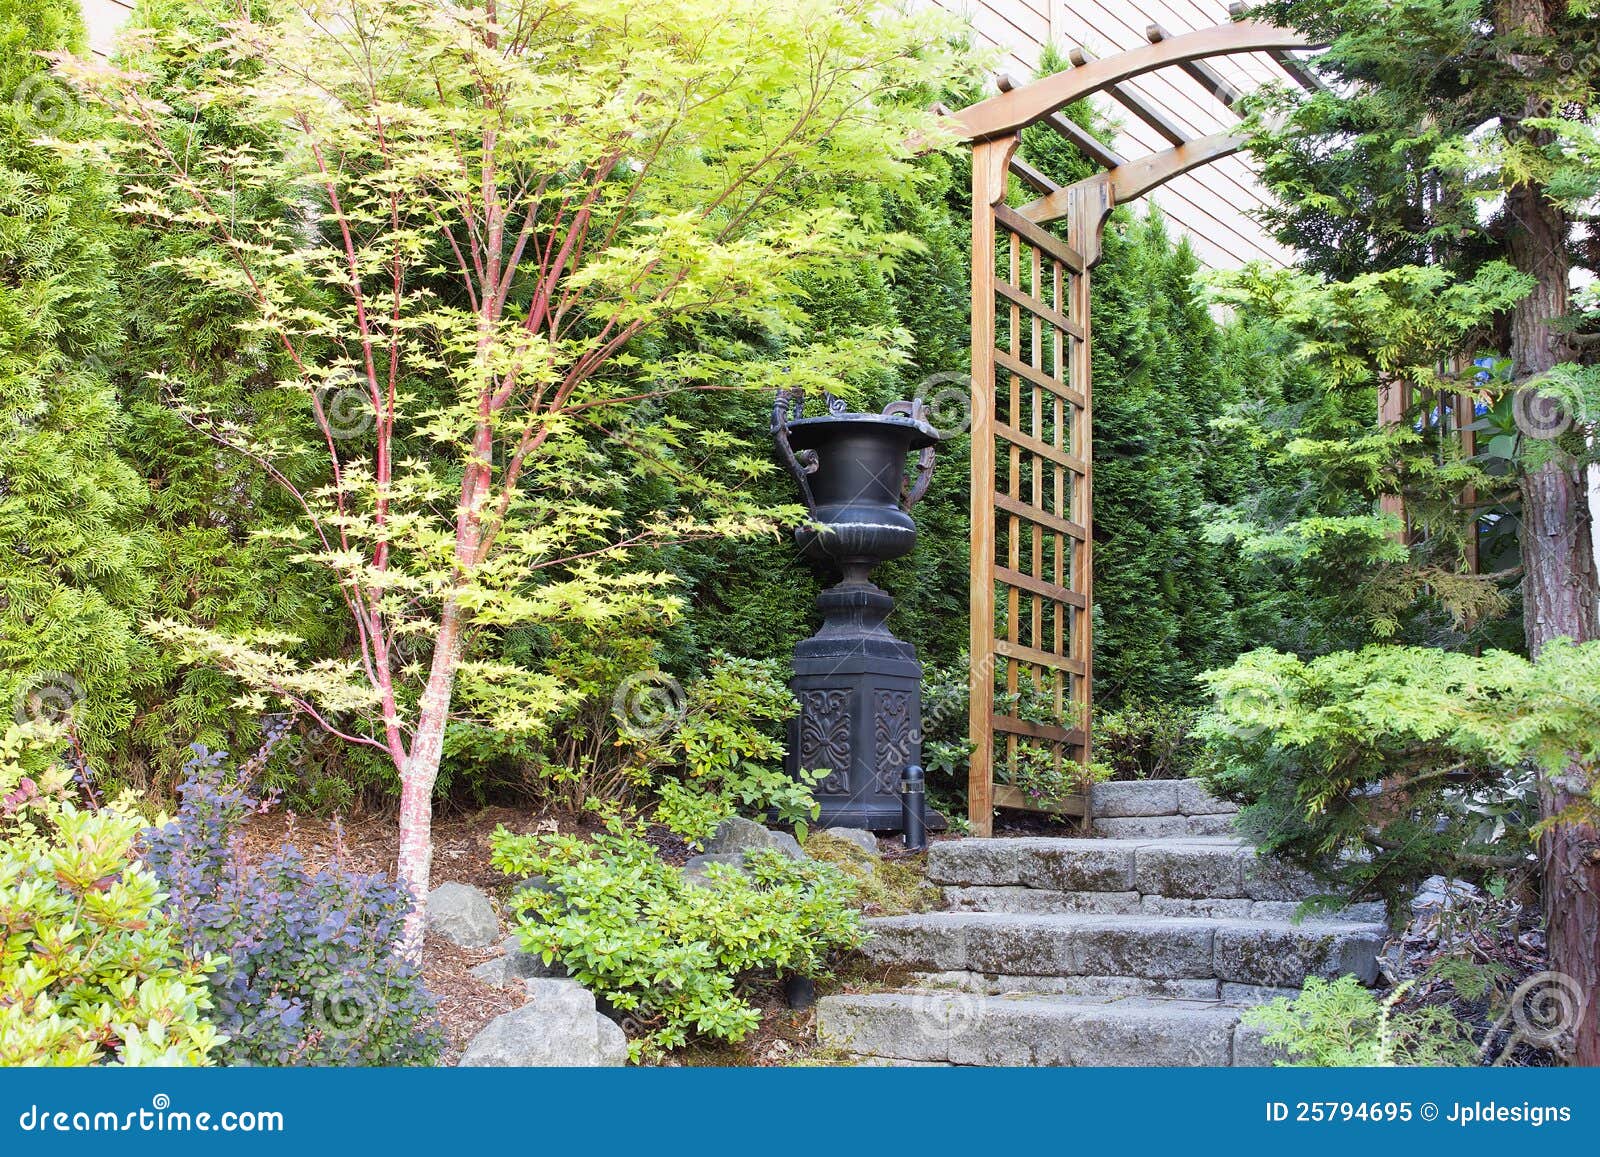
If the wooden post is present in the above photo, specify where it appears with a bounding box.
[967,135,1017,838]
[1065,179,1107,781]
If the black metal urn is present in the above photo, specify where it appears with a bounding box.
[773,389,939,831]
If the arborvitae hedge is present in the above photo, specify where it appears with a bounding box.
[107,0,361,797]
[1089,211,1269,702]
[0,0,147,754]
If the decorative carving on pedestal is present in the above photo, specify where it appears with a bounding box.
[873,690,913,794]
[799,689,851,795]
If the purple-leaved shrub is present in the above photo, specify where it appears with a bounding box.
[142,746,442,1066]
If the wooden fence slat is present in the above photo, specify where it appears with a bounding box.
[994,203,1086,272]
[995,565,1089,609]
[995,422,1089,474]
[994,349,1086,407]
[993,714,1089,744]
[994,492,1087,541]
[991,783,1088,816]
[994,279,1088,342]
[994,637,1088,676]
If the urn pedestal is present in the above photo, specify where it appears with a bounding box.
[773,393,939,831]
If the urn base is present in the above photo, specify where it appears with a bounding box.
[787,582,926,832]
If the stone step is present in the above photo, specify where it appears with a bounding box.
[927,836,1327,903]
[942,885,1385,924]
[1092,814,1237,838]
[860,911,1384,990]
[1087,779,1240,838]
[909,970,1303,1003]
[1090,778,1238,818]
[818,991,1279,1067]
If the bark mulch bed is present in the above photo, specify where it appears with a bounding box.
[229,803,701,1064]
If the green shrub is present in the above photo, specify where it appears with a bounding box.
[142,750,443,1067]
[441,618,663,811]
[450,645,813,844]
[1009,752,1112,808]
[645,654,818,844]
[1199,642,1600,912]
[0,800,224,1066]
[918,659,975,824]
[1093,701,1204,781]
[1243,976,1478,1067]
[491,820,864,1057]
[0,721,77,854]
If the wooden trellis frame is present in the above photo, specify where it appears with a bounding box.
[955,11,1322,836]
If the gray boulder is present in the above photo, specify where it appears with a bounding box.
[1408,876,1482,946]
[820,827,881,857]
[470,937,567,987]
[510,874,560,899]
[458,979,626,1066]
[469,958,510,986]
[1410,875,1480,916]
[426,881,499,948]
[704,816,805,861]
[682,852,749,887]
[595,1013,629,1066]
[508,946,566,981]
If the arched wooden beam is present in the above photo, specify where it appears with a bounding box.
[953,19,1320,142]
[1016,131,1249,232]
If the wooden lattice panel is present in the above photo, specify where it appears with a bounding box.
[968,138,1092,835]
[954,19,1323,835]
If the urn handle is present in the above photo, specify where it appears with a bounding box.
[883,400,936,509]
[772,387,818,514]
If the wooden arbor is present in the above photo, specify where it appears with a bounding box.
[953,12,1321,836]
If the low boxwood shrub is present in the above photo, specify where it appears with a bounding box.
[141,748,443,1066]
[491,818,865,1057]
[0,797,224,1066]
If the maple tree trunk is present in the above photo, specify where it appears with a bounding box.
[1501,55,1600,1055]
[396,599,466,958]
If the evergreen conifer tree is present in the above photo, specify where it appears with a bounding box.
[1243,0,1600,1058]
[0,0,145,757]
[107,0,357,794]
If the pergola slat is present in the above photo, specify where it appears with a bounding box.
[1146,24,1244,110]
[956,21,1320,141]
[1067,48,1191,147]
[997,73,1127,170]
